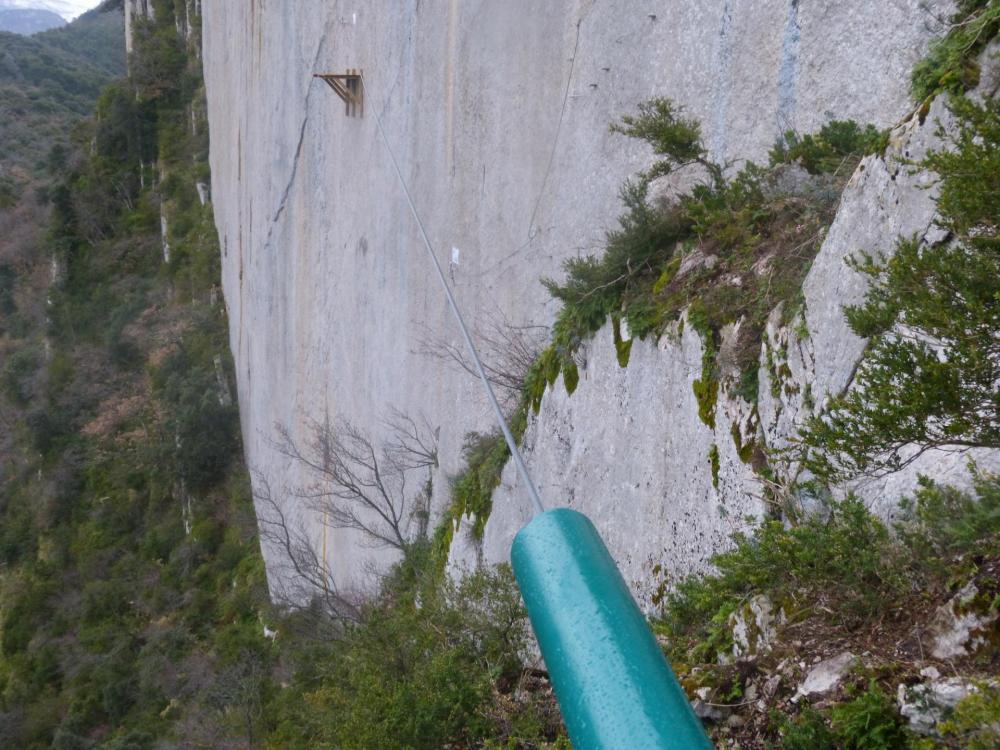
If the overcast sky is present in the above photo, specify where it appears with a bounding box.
[4,1,100,21]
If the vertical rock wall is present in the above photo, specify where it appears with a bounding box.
[202,1,954,598]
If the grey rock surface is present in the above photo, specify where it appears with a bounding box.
[756,96,1000,519]
[898,677,980,735]
[647,163,712,211]
[728,595,783,661]
[481,319,764,610]
[757,97,951,458]
[203,1,960,597]
[692,687,730,723]
[975,38,1000,100]
[929,581,1000,660]
[794,651,858,701]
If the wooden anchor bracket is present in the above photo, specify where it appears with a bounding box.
[314,69,363,117]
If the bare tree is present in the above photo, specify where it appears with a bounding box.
[272,409,439,551]
[255,410,438,620]
[253,473,362,624]
[383,406,439,472]
[274,418,415,552]
[416,310,548,410]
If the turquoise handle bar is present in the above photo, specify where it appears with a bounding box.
[511,508,714,749]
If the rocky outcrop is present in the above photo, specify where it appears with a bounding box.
[729,595,783,661]
[793,652,858,702]
[469,96,1000,600]
[471,318,764,608]
[898,670,980,736]
[203,1,963,596]
[928,581,1000,660]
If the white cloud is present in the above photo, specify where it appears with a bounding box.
[2,1,100,22]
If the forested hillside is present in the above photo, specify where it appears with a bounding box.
[0,4,122,170]
[0,2,271,746]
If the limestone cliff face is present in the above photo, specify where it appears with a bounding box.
[202,1,973,598]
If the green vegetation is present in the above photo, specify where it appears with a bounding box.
[0,10,124,172]
[829,682,908,750]
[433,336,564,561]
[269,558,564,750]
[800,95,1000,481]
[692,327,719,428]
[777,707,837,750]
[0,2,267,747]
[920,681,1000,749]
[911,0,1000,102]
[708,444,720,489]
[433,411,528,570]
[769,120,889,175]
[663,495,905,661]
[608,96,722,185]
[777,683,907,750]
[449,428,522,539]
[662,472,998,660]
[658,473,999,745]
[541,98,885,407]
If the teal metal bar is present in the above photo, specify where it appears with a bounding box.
[512,508,714,750]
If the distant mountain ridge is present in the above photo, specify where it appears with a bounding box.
[0,1,97,22]
[0,6,65,33]
[0,4,122,177]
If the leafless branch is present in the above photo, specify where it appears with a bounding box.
[415,309,548,409]
[383,406,439,472]
[272,411,438,554]
[252,473,362,624]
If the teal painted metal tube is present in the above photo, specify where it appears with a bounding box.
[511,508,714,750]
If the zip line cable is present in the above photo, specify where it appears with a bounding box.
[316,71,714,749]
[359,73,546,518]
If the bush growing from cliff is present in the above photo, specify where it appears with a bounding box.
[450,429,519,539]
[660,471,999,663]
[268,563,564,750]
[542,178,690,341]
[608,97,722,185]
[895,466,1000,566]
[129,16,188,105]
[539,100,875,403]
[911,0,1000,102]
[800,95,1000,480]
[770,120,889,174]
